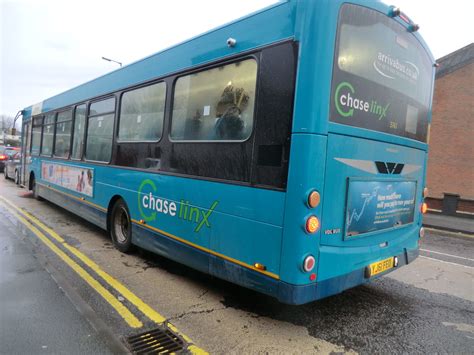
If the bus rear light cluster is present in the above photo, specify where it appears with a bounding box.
[408,24,420,32]
[389,6,401,17]
[421,202,428,214]
[303,255,316,272]
[308,191,321,208]
[305,216,320,234]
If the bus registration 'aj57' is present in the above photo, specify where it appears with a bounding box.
[18,0,434,305]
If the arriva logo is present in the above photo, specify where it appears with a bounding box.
[335,82,390,120]
[137,179,219,233]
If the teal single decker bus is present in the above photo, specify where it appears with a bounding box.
[19,0,434,305]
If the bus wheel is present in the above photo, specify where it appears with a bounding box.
[110,199,134,253]
[31,177,43,200]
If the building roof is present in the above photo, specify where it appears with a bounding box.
[436,43,474,78]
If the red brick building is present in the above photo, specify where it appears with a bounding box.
[426,43,474,214]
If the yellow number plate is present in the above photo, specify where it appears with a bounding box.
[367,257,394,277]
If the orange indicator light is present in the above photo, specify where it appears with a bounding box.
[306,216,320,234]
[421,203,428,214]
[308,191,321,208]
[254,263,267,271]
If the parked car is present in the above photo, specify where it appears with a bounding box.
[3,150,21,184]
[0,146,20,173]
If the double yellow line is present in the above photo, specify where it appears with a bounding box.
[0,196,207,354]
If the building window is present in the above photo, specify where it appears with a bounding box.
[118,82,166,142]
[54,109,73,158]
[85,98,115,162]
[170,58,257,141]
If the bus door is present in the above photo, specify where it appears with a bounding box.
[21,120,32,187]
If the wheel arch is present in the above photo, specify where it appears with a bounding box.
[28,171,35,190]
[107,195,126,232]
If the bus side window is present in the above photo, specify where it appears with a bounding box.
[170,58,257,142]
[54,109,73,158]
[41,113,56,157]
[118,82,166,143]
[31,116,43,156]
[71,104,87,160]
[85,98,115,163]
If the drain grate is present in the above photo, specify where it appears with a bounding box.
[126,326,186,354]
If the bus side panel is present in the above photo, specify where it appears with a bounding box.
[37,182,107,230]
[279,133,327,286]
[94,167,286,279]
[30,159,107,229]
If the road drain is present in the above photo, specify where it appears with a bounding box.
[126,326,186,354]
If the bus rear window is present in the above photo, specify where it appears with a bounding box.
[330,4,433,142]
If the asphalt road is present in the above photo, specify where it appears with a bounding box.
[0,205,115,354]
[0,178,473,354]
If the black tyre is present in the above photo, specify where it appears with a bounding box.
[31,176,43,200]
[3,168,8,180]
[14,170,20,185]
[110,199,134,253]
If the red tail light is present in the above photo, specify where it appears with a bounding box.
[0,155,7,161]
[303,255,316,272]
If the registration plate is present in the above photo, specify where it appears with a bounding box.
[366,257,394,278]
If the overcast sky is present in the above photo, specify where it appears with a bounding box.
[1,0,473,120]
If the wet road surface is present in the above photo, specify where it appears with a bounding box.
[0,209,116,354]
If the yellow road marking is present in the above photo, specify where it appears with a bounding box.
[0,196,208,354]
[0,200,143,328]
[0,195,165,323]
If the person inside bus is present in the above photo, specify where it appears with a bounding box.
[214,85,249,140]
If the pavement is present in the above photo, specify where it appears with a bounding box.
[423,213,474,235]
[0,211,119,355]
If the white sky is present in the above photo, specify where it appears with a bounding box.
[1,0,473,119]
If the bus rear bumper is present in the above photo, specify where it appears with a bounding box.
[277,247,419,305]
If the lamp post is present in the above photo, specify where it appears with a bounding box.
[102,56,122,67]
[11,110,22,136]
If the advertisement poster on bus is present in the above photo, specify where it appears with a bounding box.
[345,180,416,237]
[41,162,94,197]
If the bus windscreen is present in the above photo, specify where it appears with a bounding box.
[330,4,433,142]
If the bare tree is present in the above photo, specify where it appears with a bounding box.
[1,114,15,132]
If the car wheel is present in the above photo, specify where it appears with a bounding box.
[15,170,20,185]
[4,168,8,180]
[110,199,134,253]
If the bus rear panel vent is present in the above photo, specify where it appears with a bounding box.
[375,161,404,175]
[126,326,186,354]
